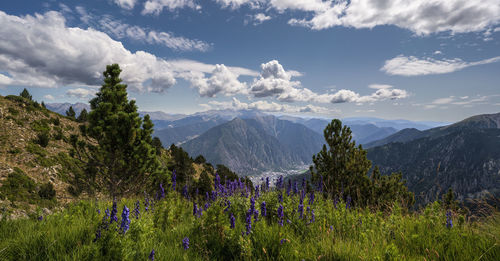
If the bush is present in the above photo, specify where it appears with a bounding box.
[35,131,50,147]
[0,168,36,202]
[50,117,60,126]
[8,107,19,116]
[38,182,56,200]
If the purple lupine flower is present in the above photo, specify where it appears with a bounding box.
[214,173,221,189]
[224,199,231,212]
[171,171,176,191]
[255,186,260,199]
[299,190,305,204]
[110,201,118,224]
[182,185,189,199]
[446,210,453,229]
[97,209,101,214]
[159,183,165,199]
[346,195,351,210]
[134,200,140,219]
[287,180,292,196]
[204,202,210,210]
[278,192,283,203]
[250,197,256,213]
[334,196,338,209]
[105,208,110,218]
[280,239,286,245]
[330,225,333,231]
[309,209,315,223]
[308,191,315,205]
[182,237,189,250]
[301,177,306,190]
[193,202,198,216]
[261,201,267,217]
[266,177,270,191]
[254,209,259,222]
[149,249,155,260]
[37,215,43,221]
[196,206,203,218]
[298,204,304,219]
[230,213,235,229]
[120,205,130,233]
[277,204,284,226]
[276,175,283,190]
[286,219,291,224]
[245,209,252,235]
[293,181,298,194]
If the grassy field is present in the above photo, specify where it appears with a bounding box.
[0,185,498,260]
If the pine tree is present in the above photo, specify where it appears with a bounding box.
[71,64,160,198]
[66,106,76,119]
[151,137,163,155]
[41,101,46,109]
[20,88,32,100]
[76,108,88,122]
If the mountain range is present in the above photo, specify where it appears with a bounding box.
[367,112,500,205]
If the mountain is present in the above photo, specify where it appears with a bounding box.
[342,117,449,130]
[45,102,90,116]
[367,112,500,205]
[181,117,324,174]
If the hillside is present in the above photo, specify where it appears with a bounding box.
[0,95,83,217]
[181,117,324,174]
[367,113,500,205]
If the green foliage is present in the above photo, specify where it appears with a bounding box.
[194,155,206,164]
[151,136,163,156]
[8,107,19,116]
[49,117,60,126]
[38,182,56,200]
[0,195,498,260]
[312,119,414,209]
[66,106,76,119]
[0,168,36,202]
[76,108,88,122]
[35,131,50,147]
[70,64,160,198]
[20,88,32,101]
[168,144,195,186]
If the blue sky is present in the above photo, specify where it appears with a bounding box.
[0,0,499,122]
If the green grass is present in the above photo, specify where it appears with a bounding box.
[0,191,498,260]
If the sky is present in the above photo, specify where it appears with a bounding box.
[0,0,499,122]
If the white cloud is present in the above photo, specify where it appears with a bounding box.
[252,13,271,25]
[0,10,255,94]
[203,97,338,114]
[368,84,393,89]
[43,94,55,101]
[142,0,201,15]
[214,0,500,35]
[0,74,13,86]
[422,95,492,109]
[432,96,455,105]
[189,64,248,97]
[83,13,211,52]
[494,27,500,32]
[66,88,97,99]
[114,0,137,10]
[381,55,500,76]
[434,50,442,55]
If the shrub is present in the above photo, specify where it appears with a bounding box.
[38,182,56,200]
[36,131,50,147]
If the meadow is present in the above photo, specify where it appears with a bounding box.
[0,177,498,261]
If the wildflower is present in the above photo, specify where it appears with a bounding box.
[120,205,130,233]
[301,177,306,190]
[280,238,287,245]
[159,183,165,199]
[110,201,118,223]
[245,209,252,235]
[287,180,292,196]
[97,209,101,214]
[182,237,189,250]
[134,200,140,219]
[330,225,333,231]
[310,209,315,223]
[193,202,198,216]
[230,213,236,229]
[261,201,267,217]
[293,181,298,194]
[446,210,453,229]
[309,191,315,205]
[287,219,291,224]
[298,204,304,219]
[266,177,270,191]
[224,199,231,212]
[149,249,155,260]
[255,186,260,199]
[182,185,189,199]
[254,209,259,221]
[277,204,284,226]
[278,192,283,203]
[172,171,177,191]
[346,195,351,210]
[93,228,101,242]
[250,197,256,214]
[215,173,221,189]
[105,208,110,218]
[37,215,43,221]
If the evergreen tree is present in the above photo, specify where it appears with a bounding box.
[66,106,76,119]
[151,137,163,155]
[76,108,88,122]
[70,64,159,198]
[20,88,32,100]
[194,155,206,164]
[41,101,46,109]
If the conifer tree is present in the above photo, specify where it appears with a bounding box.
[71,64,159,197]
[76,108,88,122]
[20,88,32,100]
[66,106,76,119]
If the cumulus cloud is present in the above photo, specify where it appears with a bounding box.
[66,88,97,99]
[202,97,338,114]
[214,0,500,35]
[189,64,248,97]
[0,73,13,86]
[382,55,500,76]
[0,10,255,94]
[142,0,201,15]
[114,0,137,10]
